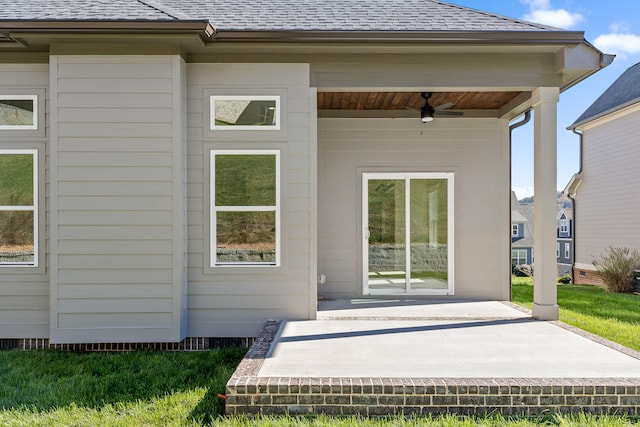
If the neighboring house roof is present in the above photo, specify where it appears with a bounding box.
[512,211,528,223]
[0,0,560,32]
[557,208,573,221]
[570,61,640,129]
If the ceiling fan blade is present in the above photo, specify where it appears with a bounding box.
[403,106,420,112]
[435,110,464,116]
[434,101,455,111]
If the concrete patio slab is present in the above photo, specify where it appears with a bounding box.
[259,318,640,378]
[226,300,640,416]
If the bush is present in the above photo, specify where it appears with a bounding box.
[513,264,533,277]
[593,246,640,293]
[557,274,572,284]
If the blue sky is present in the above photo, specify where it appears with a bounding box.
[451,0,640,198]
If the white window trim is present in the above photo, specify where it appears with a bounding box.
[362,172,454,296]
[560,219,569,233]
[512,249,527,265]
[556,242,560,257]
[210,149,280,267]
[0,95,38,130]
[210,95,280,131]
[511,224,519,236]
[0,149,38,267]
[564,243,570,258]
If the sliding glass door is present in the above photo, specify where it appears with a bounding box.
[363,173,454,295]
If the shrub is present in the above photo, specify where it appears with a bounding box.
[557,274,572,284]
[513,264,534,277]
[593,246,640,293]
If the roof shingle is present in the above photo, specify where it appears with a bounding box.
[571,61,640,128]
[0,0,558,32]
[0,0,181,21]
[163,0,557,32]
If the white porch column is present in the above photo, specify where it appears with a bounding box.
[532,87,560,320]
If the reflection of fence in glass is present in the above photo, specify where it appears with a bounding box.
[216,211,276,263]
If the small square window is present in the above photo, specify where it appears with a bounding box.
[511,224,519,236]
[0,96,37,130]
[210,96,280,130]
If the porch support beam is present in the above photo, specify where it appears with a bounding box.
[532,87,560,321]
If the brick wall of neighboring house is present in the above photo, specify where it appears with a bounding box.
[574,267,603,286]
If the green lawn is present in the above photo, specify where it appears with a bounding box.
[512,277,640,352]
[0,348,244,426]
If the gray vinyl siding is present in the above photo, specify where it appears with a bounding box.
[186,63,316,338]
[49,55,186,343]
[0,62,49,338]
[575,110,640,267]
[318,118,511,300]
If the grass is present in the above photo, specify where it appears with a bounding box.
[512,276,640,351]
[0,348,245,426]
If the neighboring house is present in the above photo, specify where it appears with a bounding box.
[556,208,573,276]
[566,61,640,286]
[511,191,534,268]
[0,0,610,345]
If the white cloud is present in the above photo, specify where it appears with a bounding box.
[520,0,584,29]
[609,22,631,33]
[594,25,640,59]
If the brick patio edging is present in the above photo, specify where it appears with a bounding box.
[225,319,640,416]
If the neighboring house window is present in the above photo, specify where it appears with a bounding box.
[511,224,519,236]
[556,243,560,258]
[0,95,37,130]
[564,243,570,258]
[210,96,280,130]
[511,250,527,266]
[560,218,569,234]
[0,150,37,266]
[210,150,280,267]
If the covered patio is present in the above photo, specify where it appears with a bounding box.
[226,299,640,416]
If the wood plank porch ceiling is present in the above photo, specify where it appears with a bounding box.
[317,91,522,110]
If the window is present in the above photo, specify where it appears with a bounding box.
[560,218,569,234]
[565,243,570,258]
[556,243,560,258]
[211,150,280,266]
[0,150,37,266]
[210,96,280,130]
[511,224,519,236]
[0,95,37,130]
[511,249,527,266]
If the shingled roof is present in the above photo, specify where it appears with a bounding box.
[0,0,186,20]
[0,0,558,32]
[570,61,640,129]
[162,0,557,32]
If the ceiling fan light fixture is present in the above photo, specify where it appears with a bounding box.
[420,92,435,123]
[420,106,435,123]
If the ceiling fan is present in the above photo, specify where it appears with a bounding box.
[406,92,464,123]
